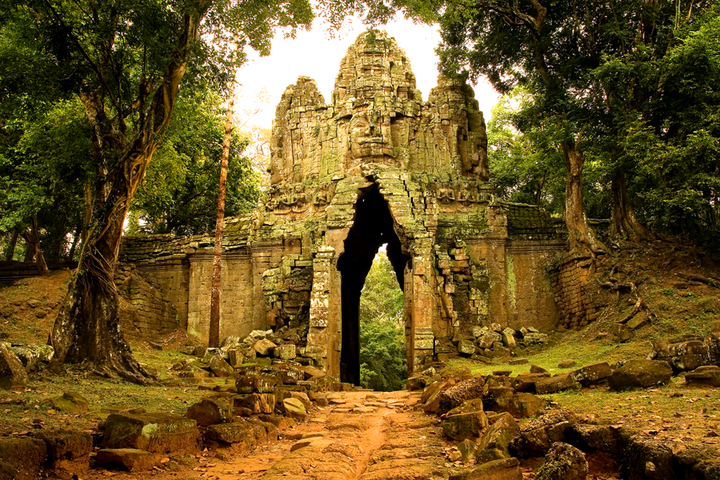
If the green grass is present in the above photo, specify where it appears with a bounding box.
[449,330,651,377]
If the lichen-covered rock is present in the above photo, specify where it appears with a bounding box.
[448,457,523,480]
[438,377,485,414]
[476,412,520,463]
[535,373,580,394]
[570,363,613,386]
[442,399,488,441]
[0,343,28,390]
[235,393,276,414]
[186,397,232,426]
[608,359,672,391]
[274,344,296,360]
[50,391,89,414]
[9,344,54,371]
[0,437,47,480]
[458,439,477,463]
[282,397,307,420]
[95,448,155,472]
[509,410,577,458]
[208,354,234,377]
[536,442,588,480]
[33,428,92,465]
[684,365,720,387]
[205,418,277,448]
[458,339,477,356]
[102,412,199,453]
[492,393,546,418]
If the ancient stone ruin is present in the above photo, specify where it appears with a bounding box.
[120,30,565,384]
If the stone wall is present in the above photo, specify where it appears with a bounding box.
[115,265,181,341]
[118,30,568,382]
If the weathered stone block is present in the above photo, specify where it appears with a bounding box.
[186,398,232,426]
[274,344,297,360]
[608,359,672,390]
[535,374,580,394]
[95,448,155,472]
[102,412,199,453]
[0,343,28,390]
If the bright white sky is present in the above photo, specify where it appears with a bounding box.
[234,15,501,130]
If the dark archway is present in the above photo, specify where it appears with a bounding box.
[337,183,410,385]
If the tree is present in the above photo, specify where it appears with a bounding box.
[0,98,92,268]
[0,0,313,383]
[321,0,718,253]
[359,250,406,391]
[126,90,259,236]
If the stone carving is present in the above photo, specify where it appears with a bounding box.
[119,30,565,385]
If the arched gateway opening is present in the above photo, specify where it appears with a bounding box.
[337,183,410,385]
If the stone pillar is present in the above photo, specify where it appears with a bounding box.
[408,244,436,373]
[306,245,335,373]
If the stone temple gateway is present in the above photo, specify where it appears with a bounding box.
[120,31,565,384]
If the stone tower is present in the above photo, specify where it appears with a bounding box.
[120,31,564,385]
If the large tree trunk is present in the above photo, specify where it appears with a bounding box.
[49,5,209,383]
[610,169,654,242]
[561,141,606,255]
[50,146,157,384]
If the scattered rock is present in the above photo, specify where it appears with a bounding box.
[236,393,276,415]
[607,359,673,391]
[457,339,476,357]
[186,398,232,426]
[570,363,613,387]
[558,360,576,369]
[282,397,308,420]
[476,412,520,463]
[439,377,485,415]
[0,343,28,390]
[102,412,199,453]
[685,365,720,387]
[510,411,577,458]
[50,391,89,414]
[535,373,580,394]
[536,442,588,480]
[274,344,296,360]
[458,439,477,463]
[0,437,47,480]
[493,392,546,418]
[208,354,234,377]
[442,399,488,441]
[95,448,155,472]
[253,338,277,356]
[449,457,523,480]
[9,344,54,371]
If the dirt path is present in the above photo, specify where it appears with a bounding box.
[84,391,455,480]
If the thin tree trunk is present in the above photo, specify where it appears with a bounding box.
[67,223,82,262]
[561,141,606,255]
[22,216,49,274]
[610,169,654,242]
[209,95,235,348]
[5,229,19,261]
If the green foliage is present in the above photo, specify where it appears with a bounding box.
[0,98,92,260]
[127,90,260,236]
[359,250,407,391]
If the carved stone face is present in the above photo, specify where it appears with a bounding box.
[348,110,389,161]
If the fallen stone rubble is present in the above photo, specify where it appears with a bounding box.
[411,361,720,480]
[5,330,720,478]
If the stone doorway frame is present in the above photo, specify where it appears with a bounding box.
[304,172,438,383]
